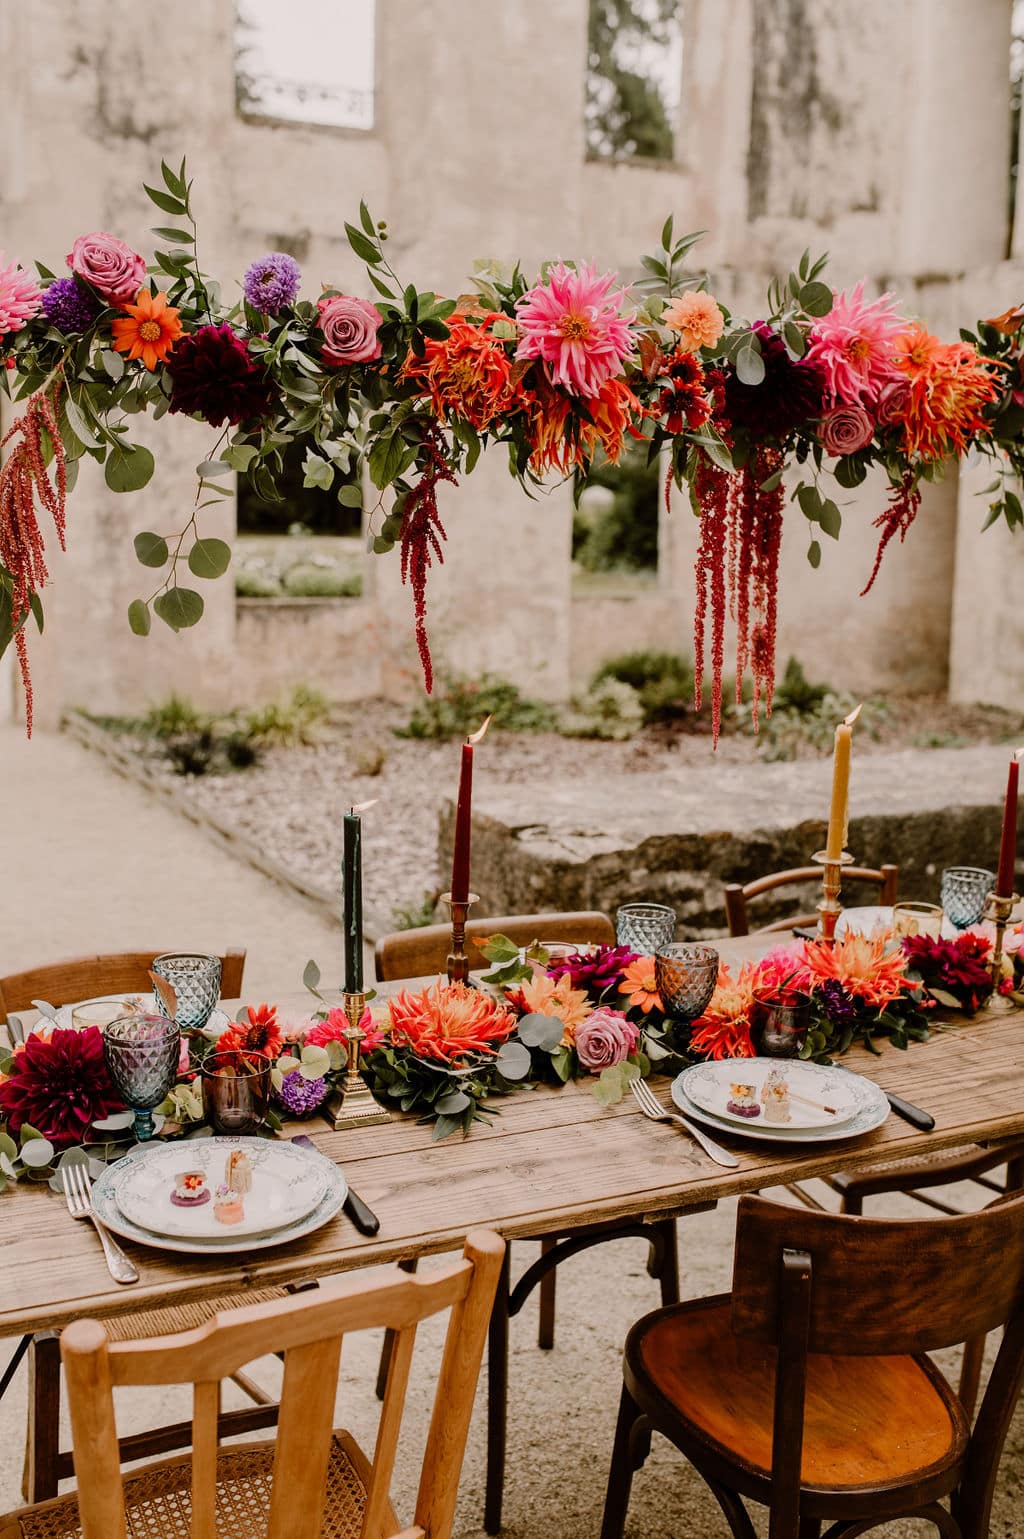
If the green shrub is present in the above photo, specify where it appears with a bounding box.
[573,442,659,573]
[244,684,332,747]
[398,673,557,740]
[735,656,874,761]
[560,678,644,740]
[235,567,283,598]
[389,891,440,931]
[594,650,695,723]
[281,564,362,598]
[141,694,210,740]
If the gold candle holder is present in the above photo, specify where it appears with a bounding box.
[811,848,855,948]
[441,889,479,984]
[323,991,391,1129]
[983,888,1019,1005]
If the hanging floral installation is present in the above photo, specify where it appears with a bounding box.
[1,158,1021,735]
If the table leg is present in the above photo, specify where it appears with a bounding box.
[484,1247,511,1535]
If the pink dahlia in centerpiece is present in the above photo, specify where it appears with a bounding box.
[0,1026,123,1147]
[0,253,42,337]
[515,262,635,397]
[546,945,640,1002]
[574,1007,639,1072]
[166,323,276,427]
[805,281,904,408]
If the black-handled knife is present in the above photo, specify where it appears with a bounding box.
[885,1092,935,1132]
[290,1135,381,1234]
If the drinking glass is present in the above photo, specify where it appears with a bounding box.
[102,1014,181,1141]
[72,998,141,1030]
[200,1050,272,1135]
[892,902,944,941]
[151,953,222,1030]
[654,943,719,1020]
[754,990,811,1058]
[941,867,995,931]
[616,903,677,954]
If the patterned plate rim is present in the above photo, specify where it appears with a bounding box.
[671,1072,889,1144]
[679,1057,874,1129]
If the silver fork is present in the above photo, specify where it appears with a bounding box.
[62,1163,139,1285]
[629,1078,740,1168]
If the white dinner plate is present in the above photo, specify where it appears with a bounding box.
[92,1140,347,1255]
[672,1062,889,1144]
[680,1057,866,1129]
[54,992,233,1035]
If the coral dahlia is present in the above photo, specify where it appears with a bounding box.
[798,933,911,1010]
[688,963,758,1060]
[387,982,516,1065]
[401,311,527,431]
[506,972,591,1043]
[892,325,1002,461]
[515,262,635,397]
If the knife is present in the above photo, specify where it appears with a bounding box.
[885,1092,935,1132]
[290,1135,381,1235]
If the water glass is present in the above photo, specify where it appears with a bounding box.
[200,1049,272,1135]
[103,1014,181,1141]
[616,903,677,954]
[892,902,944,941]
[941,867,995,930]
[654,943,719,1021]
[151,953,222,1030]
[754,989,811,1058]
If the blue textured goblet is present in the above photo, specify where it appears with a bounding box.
[103,1014,181,1141]
[940,867,995,931]
[616,903,677,953]
[151,953,222,1030]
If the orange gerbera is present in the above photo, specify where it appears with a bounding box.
[400,311,528,431]
[507,972,591,1043]
[388,981,516,1065]
[217,1002,283,1060]
[111,288,183,370]
[798,932,910,1010]
[892,324,1002,461]
[688,963,757,1060]
[618,956,663,1016]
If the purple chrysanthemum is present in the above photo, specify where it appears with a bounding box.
[166,323,276,428]
[816,978,858,1029]
[276,1069,329,1115]
[547,945,641,1002]
[243,252,301,314]
[724,322,827,443]
[41,277,102,334]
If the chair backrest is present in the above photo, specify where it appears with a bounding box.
[0,949,247,1024]
[375,911,615,982]
[723,864,899,937]
[61,1230,505,1539]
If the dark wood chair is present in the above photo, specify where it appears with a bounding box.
[0,946,303,1505]
[724,863,899,936]
[374,909,683,1535]
[602,1191,1024,1539]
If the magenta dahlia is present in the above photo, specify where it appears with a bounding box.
[166,323,276,427]
[546,945,640,1002]
[0,1027,124,1147]
[902,933,994,1014]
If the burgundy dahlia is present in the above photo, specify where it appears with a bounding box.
[546,945,640,1002]
[724,322,826,443]
[0,1026,124,1147]
[166,323,276,428]
[902,933,994,1014]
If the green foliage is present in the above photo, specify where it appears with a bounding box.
[244,684,331,747]
[142,693,209,740]
[398,672,557,740]
[560,677,645,740]
[586,0,678,161]
[734,657,881,762]
[234,566,284,598]
[280,564,362,598]
[594,650,695,723]
[389,891,440,932]
[574,441,659,572]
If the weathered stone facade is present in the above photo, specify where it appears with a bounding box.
[2,0,1022,724]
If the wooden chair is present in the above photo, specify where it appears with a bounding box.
[374,909,681,1535]
[602,1192,1024,1539]
[0,947,276,1505]
[375,910,615,981]
[723,863,899,936]
[0,1230,505,1539]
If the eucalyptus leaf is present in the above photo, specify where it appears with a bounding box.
[106,445,155,493]
[187,537,231,579]
[735,342,765,386]
[303,959,322,990]
[436,1090,472,1116]
[133,530,169,568]
[128,598,151,636]
[20,1136,55,1168]
[517,1013,565,1052]
[495,1041,531,1081]
[154,586,204,631]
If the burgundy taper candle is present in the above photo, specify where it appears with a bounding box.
[450,717,491,904]
[996,756,1020,898]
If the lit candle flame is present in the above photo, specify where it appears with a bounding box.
[351,799,379,814]
[467,715,492,746]
[1015,747,1024,763]
[843,703,863,728]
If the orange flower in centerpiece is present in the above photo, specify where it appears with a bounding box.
[618,956,663,1016]
[400,311,528,431]
[799,932,910,1010]
[507,972,591,1043]
[217,1002,283,1060]
[891,324,1002,461]
[527,373,639,474]
[388,981,516,1065]
[110,288,183,370]
[688,963,758,1060]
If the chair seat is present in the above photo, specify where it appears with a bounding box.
[102,1288,289,1343]
[630,1299,964,1494]
[829,1138,1024,1199]
[2,1430,397,1539]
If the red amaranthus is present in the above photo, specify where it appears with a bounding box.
[399,426,458,693]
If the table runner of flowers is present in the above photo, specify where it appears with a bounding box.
[0,926,1015,1180]
[4,159,1024,737]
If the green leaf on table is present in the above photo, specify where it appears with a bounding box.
[299,1045,331,1079]
[478,934,522,965]
[153,586,204,631]
[517,1013,565,1053]
[187,538,231,579]
[106,444,155,492]
[431,1114,464,1142]
[128,599,151,636]
[927,987,964,1010]
[550,1045,574,1083]
[495,1041,531,1081]
[134,531,168,568]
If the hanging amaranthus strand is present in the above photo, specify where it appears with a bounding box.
[692,455,731,748]
[399,425,457,693]
[861,470,922,596]
[0,384,67,735]
[743,448,785,730]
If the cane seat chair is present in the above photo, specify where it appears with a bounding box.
[0,1230,505,1539]
[375,909,682,1534]
[723,863,899,937]
[602,1192,1024,1539]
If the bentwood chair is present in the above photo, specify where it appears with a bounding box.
[0,1230,505,1539]
[723,863,899,936]
[602,1192,1024,1539]
[0,947,276,1505]
[375,908,682,1534]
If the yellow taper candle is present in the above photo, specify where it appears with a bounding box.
[825,704,862,861]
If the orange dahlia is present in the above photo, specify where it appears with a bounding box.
[618,956,663,1016]
[506,972,591,1043]
[891,324,1002,461]
[527,373,640,474]
[798,933,911,1010]
[111,288,183,370]
[387,981,516,1065]
[400,311,528,431]
[688,963,758,1060]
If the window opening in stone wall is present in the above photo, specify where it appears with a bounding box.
[235,0,375,131]
[1011,0,1024,250]
[235,448,364,602]
[585,0,683,161]
[573,442,660,585]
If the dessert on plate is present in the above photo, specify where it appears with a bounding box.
[214,1184,245,1225]
[170,1170,210,1207]
[225,1148,254,1194]
[761,1067,792,1124]
[725,1083,761,1118]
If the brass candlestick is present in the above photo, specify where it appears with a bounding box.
[441,890,479,983]
[811,849,855,948]
[983,888,1019,1004]
[323,991,391,1129]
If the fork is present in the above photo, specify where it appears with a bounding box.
[62,1163,139,1285]
[629,1078,740,1168]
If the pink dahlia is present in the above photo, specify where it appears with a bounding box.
[0,253,42,337]
[805,281,904,409]
[515,262,635,397]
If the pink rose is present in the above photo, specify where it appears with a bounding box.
[67,232,147,305]
[875,377,911,426]
[819,403,874,456]
[575,1007,640,1073]
[317,294,383,366]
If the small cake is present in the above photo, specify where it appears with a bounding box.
[725,1083,761,1118]
[170,1170,210,1207]
[225,1149,253,1195]
[213,1183,245,1225]
[761,1068,792,1125]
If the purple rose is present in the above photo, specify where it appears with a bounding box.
[819,403,874,456]
[66,232,147,305]
[575,1007,640,1073]
[317,294,383,366]
[875,377,911,426]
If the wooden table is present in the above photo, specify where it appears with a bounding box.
[4,939,1024,1338]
